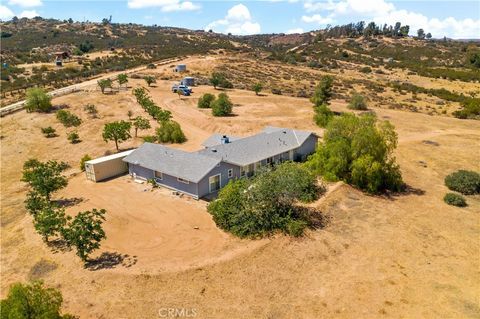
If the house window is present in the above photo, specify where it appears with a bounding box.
[228,169,233,178]
[177,177,189,184]
[209,174,221,193]
[154,171,163,180]
[266,157,273,165]
[240,166,247,177]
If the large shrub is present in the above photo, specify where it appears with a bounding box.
[348,93,368,110]
[156,120,186,143]
[306,113,404,193]
[444,170,480,195]
[25,88,52,113]
[208,162,322,238]
[56,110,82,127]
[197,93,216,108]
[314,103,334,127]
[1,281,75,319]
[211,93,233,116]
[443,193,467,207]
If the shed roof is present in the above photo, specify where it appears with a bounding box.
[123,143,220,183]
[197,127,313,166]
[86,149,135,165]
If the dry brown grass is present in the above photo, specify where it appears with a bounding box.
[1,55,479,318]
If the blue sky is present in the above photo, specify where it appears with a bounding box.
[1,0,479,38]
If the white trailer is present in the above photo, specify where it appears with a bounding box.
[85,150,134,182]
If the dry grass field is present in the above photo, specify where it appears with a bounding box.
[1,55,479,318]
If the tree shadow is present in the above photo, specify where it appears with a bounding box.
[297,206,330,230]
[46,238,71,254]
[53,197,83,208]
[381,184,426,201]
[85,252,138,271]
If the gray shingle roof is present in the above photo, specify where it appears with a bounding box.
[123,143,220,183]
[197,127,313,166]
[201,133,243,148]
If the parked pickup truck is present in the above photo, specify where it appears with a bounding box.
[171,84,192,94]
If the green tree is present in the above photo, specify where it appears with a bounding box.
[63,209,106,261]
[313,103,334,128]
[24,191,50,216]
[25,88,52,113]
[67,131,80,144]
[417,28,425,39]
[22,159,68,200]
[348,93,368,110]
[311,76,334,107]
[1,281,75,319]
[209,72,222,89]
[144,75,156,87]
[80,154,92,171]
[211,93,233,116]
[426,32,432,39]
[306,113,404,193]
[41,126,57,138]
[102,121,132,150]
[156,120,186,143]
[197,93,216,108]
[208,162,321,238]
[97,78,112,94]
[117,73,128,88]
[33,204,67,242]
[253,83,263,95]
[133,116,151,137]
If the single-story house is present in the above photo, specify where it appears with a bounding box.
[123,126,318,199]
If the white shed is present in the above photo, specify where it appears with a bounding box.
[85,150,134,182]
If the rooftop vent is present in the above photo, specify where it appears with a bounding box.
[221,135,230,144]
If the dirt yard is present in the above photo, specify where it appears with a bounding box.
[1,56,479,318]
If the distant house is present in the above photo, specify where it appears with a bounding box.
[54,51,70,66]
[123,126,318,199]
[174,64,186,72]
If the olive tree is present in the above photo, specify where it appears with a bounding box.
[97,78,112,94]
[21,159,68,200]
[133,116,151,137]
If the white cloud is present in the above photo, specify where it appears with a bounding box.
[302,0,480,38]
[0,5,14,20]
[205,4,261,35]
[286,27,304,34]
[19,9,38,18]
[301,14,333,25]
[127,0,200,12]
[8,0,42,7]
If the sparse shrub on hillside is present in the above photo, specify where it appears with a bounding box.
[348,93,368,110]
[83,103,98,118]
[444,170,480,195]
[452,99,480,119]
[1,281,76,319]
[271,88,282,95]
[197,93,216,108]
[56,110,82,127]
[25,88,52,113]
[208,162,322,238]
[360,66,372,73]
[156,120,186,143]
[80,154,92,171]
[211,93,233,116]
[41,126,57,138]
[443,193,467,207]
[67,131,80,144]
[210,72,232,89]
[306,113,404,193]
